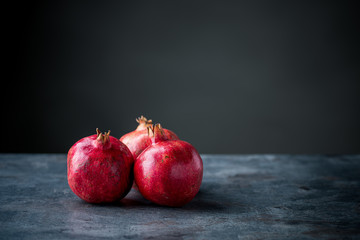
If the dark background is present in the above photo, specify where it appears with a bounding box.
[2,1,359,154]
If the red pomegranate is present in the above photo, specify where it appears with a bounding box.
[134,124,203,207]
[120,116,179,159]
[67,129,134,203]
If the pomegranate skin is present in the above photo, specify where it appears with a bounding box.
[67,130,134,203]
[120,116,178,159]
[134,127,203,207]
[120,130,152,159]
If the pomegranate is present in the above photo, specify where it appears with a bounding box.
[67,129,134,203]
[134,124,203,207]
[120,116,179,159]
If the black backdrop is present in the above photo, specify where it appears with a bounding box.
[2,0,359,154]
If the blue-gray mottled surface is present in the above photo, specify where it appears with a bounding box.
[0,154,360,240]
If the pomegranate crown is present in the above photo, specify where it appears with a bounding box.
[136,115,153,131]
[96,128,111,144]
[147,123,168,143]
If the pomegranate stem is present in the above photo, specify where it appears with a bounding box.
[96,128,110,144]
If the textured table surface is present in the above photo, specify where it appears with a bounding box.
[0,154,360,240]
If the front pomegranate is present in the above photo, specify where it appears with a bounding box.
[67,129,134,203]
[134,124,203,207]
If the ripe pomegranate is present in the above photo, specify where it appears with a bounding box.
[134,124,203,207]
[67,129,134,203]
[120,116,179,159]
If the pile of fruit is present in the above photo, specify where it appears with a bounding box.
[67,116,203,207]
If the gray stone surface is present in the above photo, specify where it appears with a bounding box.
[0,154,360,239]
